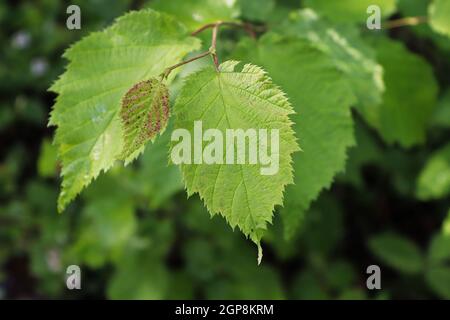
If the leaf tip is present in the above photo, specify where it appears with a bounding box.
[257,242,263,265]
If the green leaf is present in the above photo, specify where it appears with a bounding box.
[416,143,450,200]
[119,79,170,162]
[234,34,356,238]
[431,90,450,128]
[444,209,450,236]
[37,138,58,178]
[367,37,438,147]
[303,0,397,24]
[278,9,384,128]
[172,60,299,256]
[428,233,450,265]
[369,232,424,274]
[49,9,200,212]
[150,0,239,29]
[429,0,450,37]
[426,266,450,299]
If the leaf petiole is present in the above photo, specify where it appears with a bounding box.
[160,50,211,80]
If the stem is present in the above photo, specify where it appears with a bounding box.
[160,51,210,79]
[191,22,219,36]
[385,16,428,29]
[210,23,220,71]
[161,20,262,79]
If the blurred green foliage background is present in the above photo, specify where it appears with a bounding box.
[0,0,449,299]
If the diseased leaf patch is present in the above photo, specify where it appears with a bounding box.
[120,79,170,162]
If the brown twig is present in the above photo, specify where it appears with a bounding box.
[385,16,428,29]
[191,22,219,36]
[210,22,221,71]
[161,20,262,79]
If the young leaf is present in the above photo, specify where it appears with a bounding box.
[49,9,200,212]
[120,79,170,162]
[234,34,356,239]
[429,0,450,37]
[172,61,299,257]
[369,232,424,274]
